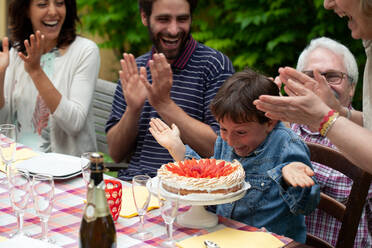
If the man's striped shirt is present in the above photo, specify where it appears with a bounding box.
[106,36,234,180]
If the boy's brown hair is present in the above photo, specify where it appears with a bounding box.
[210,68,279,124]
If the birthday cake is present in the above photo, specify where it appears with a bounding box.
[157,158,245,196]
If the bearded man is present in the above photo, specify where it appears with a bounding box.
[105,0,234,180]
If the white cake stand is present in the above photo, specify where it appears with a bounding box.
[148,177,250,229]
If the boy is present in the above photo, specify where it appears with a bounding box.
[149,69,320,243]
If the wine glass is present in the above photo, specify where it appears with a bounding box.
[80,152,92,186]
[0,124,16,185]
[131,174,153,240]
[8,166,30,237]
[158,178,180,247]
[32,173,54,243]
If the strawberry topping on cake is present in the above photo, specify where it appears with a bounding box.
[165,158,237,178]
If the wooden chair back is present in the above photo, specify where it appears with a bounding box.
[305,142,372,248]
[93,79,116,154]
[93,79,129,171]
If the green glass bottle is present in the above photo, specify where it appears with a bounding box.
[79,152,117,248]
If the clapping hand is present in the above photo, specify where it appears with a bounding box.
[141,53,173,110]
[0,37,9,73]
[119,53,147,112]
[279,67,342,113]
[149,118,185,161]
[282,162,315,188]
[254,76,330,131]
[18,30,45,74]
[149,117,181,150]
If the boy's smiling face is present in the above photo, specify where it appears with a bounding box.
[219,117,277,157]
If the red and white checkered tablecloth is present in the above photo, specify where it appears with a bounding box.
[0,173,292,247]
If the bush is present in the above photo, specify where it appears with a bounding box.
[77,0,366,110]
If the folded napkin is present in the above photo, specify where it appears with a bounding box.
[120,185,159,218]
[176,227,285,248]
[0,235,61,248]
[0,147,39,173]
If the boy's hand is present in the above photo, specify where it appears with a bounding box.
[149,118,185,161]
[282,162,315,187]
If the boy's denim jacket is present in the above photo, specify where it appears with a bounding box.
[185,122,320,243]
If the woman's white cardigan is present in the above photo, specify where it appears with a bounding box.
[0,36,100,156]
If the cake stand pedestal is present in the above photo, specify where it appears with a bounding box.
[148,177,249,229]
[177,205,218,229]
[175,189,247,229]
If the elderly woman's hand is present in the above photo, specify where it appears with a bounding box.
[273,75,282,89]
[279,67,343,113]
[253,76,330,131]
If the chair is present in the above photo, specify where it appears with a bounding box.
[93,79,128,171]
[93,79,116,154]
[305,142,372,248]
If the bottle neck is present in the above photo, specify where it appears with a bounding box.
[90,171,103,186]
[89,159,104,186]
[85,174,110,221]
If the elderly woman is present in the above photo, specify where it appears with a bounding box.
[0,0,100,155]
[254,0,372,174]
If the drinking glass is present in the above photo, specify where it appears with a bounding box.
[0,124,16,184]
[32,173,54,243]
[80,152,92,185]
[131,175,153,240]
[158,178,180,247]
[8,167,30,237]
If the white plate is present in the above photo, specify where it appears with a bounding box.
[15,153,82,179]
[52,171,82,180]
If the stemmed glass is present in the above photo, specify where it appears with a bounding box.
[8,166,30,237]
[0,124,16,185]
[131,174,153,240]
[32,173,54,243]
[80,152,92,186]
[158,178,180,247]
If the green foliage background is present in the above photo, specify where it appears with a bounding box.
[77,0,366,110]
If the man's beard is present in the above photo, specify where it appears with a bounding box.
[147,24,190,61]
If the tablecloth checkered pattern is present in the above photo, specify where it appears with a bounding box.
[0,174,292,247]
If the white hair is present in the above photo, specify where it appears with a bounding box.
[296,37,358,85]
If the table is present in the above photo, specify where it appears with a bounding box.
[0,173,311,247]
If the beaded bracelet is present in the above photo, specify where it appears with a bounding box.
[319,111,339,137]
[318,110,335,133]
